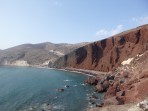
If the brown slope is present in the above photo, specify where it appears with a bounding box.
[50,24,148,72]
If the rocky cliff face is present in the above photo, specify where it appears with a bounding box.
[50,24,148,72]
[85,49,148,110]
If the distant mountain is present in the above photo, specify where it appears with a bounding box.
[0,42,88,66]
[50,24,148,72]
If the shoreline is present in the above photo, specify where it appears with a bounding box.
[0,64,109,77]
[0,64,107,110]
[28,65,105,77]
[2,64,136,111]
[0,64,96,111]
[29,65,97,77]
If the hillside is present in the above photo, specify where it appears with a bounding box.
[86,47,148,111]
[50,24,148,72]
[0,42,87,66]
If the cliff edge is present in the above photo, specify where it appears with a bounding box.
[50,24,148,72]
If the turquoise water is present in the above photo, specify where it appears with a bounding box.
[0,66,102,111]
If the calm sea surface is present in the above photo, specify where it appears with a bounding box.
[0,66,103,111]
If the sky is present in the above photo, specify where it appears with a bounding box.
[0,0,148,49]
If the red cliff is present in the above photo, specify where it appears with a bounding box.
[50,24,148,72]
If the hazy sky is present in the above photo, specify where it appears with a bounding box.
[0,0,148,49]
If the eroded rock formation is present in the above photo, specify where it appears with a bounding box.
[50,25,148,72]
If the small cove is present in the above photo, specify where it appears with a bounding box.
[0,66,103,111]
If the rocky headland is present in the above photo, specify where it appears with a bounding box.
[49,24,148,111]
[85,50,148,110]
[50,24,148,72]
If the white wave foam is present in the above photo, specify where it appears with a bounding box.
[63,79,72,82]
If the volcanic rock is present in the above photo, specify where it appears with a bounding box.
[51,25,148,72]
[104,86,117,99]
[85,77,98,85]
[95,83,104,92]
[102,80,110,90]
[104,97,119,105]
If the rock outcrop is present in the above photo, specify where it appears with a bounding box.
[86,50,148,109]
[50,24,148,72]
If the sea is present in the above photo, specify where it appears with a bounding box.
[0,66,103,111]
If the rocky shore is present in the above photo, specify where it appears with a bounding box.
[85,51,148,111]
